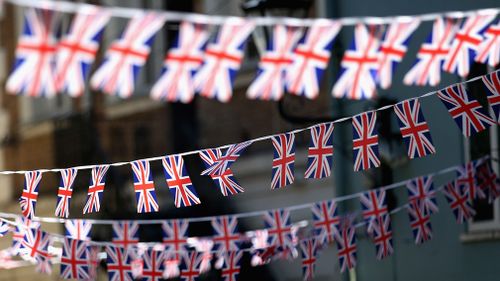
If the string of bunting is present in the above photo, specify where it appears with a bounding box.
[3,0,499,101]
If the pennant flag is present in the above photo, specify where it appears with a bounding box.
[55,7,110,97]
[263,210,295,249]
[360,189,389,234]
[162,219,189,262]
[189,238,213,274]
[55,168,78,218]
[334,217,357,273]
[151,21,210,103]
[90,13,166,98]
[247,24,302,101]
[106,245,134,281]
[36,255,52,275]
[443,13,496,77]
[443,180,476,223]
[131,160,159,213]
[475,20,500,67]
[407,200,433,244]
[112,222,139,249]
[304,123,334,179]
[220,251,242,281]
[300,238,318,281]
[201,141,252,176]
[179,251,202,281]
[19,228,51,262]
[476,159,500,203]
[19,171,42,219]
[142,248,165,281]
[407,175,439,214]
[212,216,240,252]
[60,237,91,280]
[394,99,436,159]
[286,19,341,99]
[377,18,420,89]
[352,111,380,171]
[194,19,255,102]
[456,161,485,201]
[65,219,92,241]
[370,214,393,260]
[88,245,101,280]
[311,200,340,244]
[11,217,39,255]
[83,165,109,214]
[199,148,244,196]
[437,83,494,137]
[162,155,201,208]
[271,133,296,189]
[404,18,458,86]
[481,69,500,123]
[0,221,10,237]
[332,24,381,100]
[6,8,58,97]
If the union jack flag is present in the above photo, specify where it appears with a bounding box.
[201,141,252,176]
[88,245,101,279]
[247,24,302,101]
[407,200,433,244]
[179,251,202,281]
[475,20,500,67]
[20,228,51,262]
[443,180,476,223]
[151,21,209,103]
[212,216,240,252]
[377,19,420,89]
[162,220,189,262]
[220,251,242,281]
[394,99,436,159]
[6,8,58,97]
[0,221,10,237]
[90,13,166,98]
[352,111,380,171]
[332,24,381,100]
[476,159,500,203]
[300,238,318,281]
[334,217,357,273]
[481,70,500,123]
[311,200,340,245]
[142,248,165,281]
[65,219,92,241]
[55,7,110,97]
[443,13,496,77]
[83,165,109,214]
[407,175,439,214]
[36,255,52,275]
[437,83,494,137]
[404,18,458,86]
[60,237,91,280]
[370,214,393,260]
[271,133,296,189]
[360,190,388,234]
[286,20,341,99]
[106,245,134,281]
[19,171,42,219]
[194,19,255,102]
[11,217,39,255]
[112,222,139,250]
[54,168,78,218]
[456,161,485,201]
[131,160,159,213]
[162,155,201,208]
[263,210,295,249]
[199,148,244,196]
[305,123,334,179]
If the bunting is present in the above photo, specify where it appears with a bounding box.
[106,245,134,281]
[142,248,165,281]
[65,219,92,241]
[406,175,439,214]
[352,111,380,171]
[443,180,476,223]
[220,251,242,281]
[304,123,334,179]
[271,133,296,189]
[199,148,244,196]
[19,171,42,219]
[60,237,91,280]
[201,141,252,176]
[335,217,357,273]
[212,216,240,252]
[407,200,433,244]
[162,155,201,208]
[112,222,139,249]
[311,200,340,245]
[131,160,159,213]
[300,238,319,281]
[83,165,109,214]
[55,168,78,218]
[475,20,500,67]
[481,69,500,123]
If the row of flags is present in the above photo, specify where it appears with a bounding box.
[3,156,500,280]
[6,7,500,101]
[17,69,500,219]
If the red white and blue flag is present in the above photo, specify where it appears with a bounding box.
[142,248,165,281]
[305,123,334,179]
[360,190,388,234]
[475,20,500,67]
[443,180,476,224]
[476,159,500,203]
[131,160,159,213]
[377,19,420,89]
[271,133,296,189]
[199,148,244,196]
[194,19,255,102]
[6,8,58,97]
[352,111,380,171]
[481,69,500,123]
[311,200,340,245]
[220,251,242,281]
[370,214,393,260]
[394,99,436,159]
[299,238,318,281]
[55,7,110,97]
[20,228,51,262]
[334,217,357,272]
[286,20,341,99]
[83,165,109,214]
[179,251,202,281]
[162,155,201,208]
[55,168,78,218]
[11,217,39,255]
[456,161,485,201]
[60,237,91,280]
[404,18,458,86]
[407,175,439,214]
[90,13,166,98]
[247,24,302,101]
[162,219,189,262]
[263,210,295,249]
[20,171,42,219]
[201,141,252,176]
[437,83,494,137]
[151,21,210,103]
[106,245,134,281]
[407,200,433,244]
[65,219,92,241]
[332,24,381,100]
[443,13,496,77]
[212,216,240,252]
[112,222,139,250]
